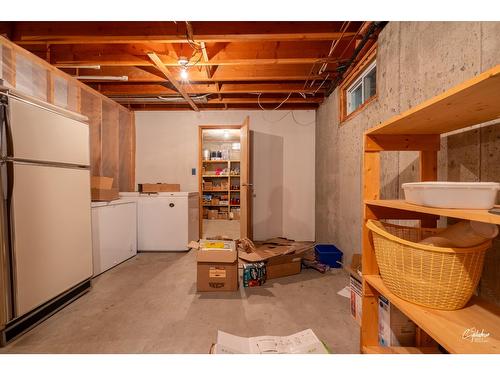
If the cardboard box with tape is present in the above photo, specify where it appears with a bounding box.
[138,183,181,193]
[197,240,238,292]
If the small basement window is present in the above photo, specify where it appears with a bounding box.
[346,60,376,115]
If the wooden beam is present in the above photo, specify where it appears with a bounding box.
[146,52,199,112]
[12,20,360,44]
[365,134,441,151]
[200,42,213,79]
[96,83,325,96]
[15,32,358,44]
[127,103,319,111]
[113,97,323,105]
[39,40,345,66]
[74,65,327,83]
[53,56,344,67]
[212,97,323,104]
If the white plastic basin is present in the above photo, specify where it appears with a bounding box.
[402,181,500,209]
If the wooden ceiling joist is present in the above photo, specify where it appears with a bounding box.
[53,56,344,67]
[1,21,374,110]
[11,21,361,44]
[96,83,326,96]
[147,52,199,111]
[73,65,327,83]
[113,97,323,105]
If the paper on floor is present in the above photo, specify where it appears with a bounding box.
[337,285,350,298]
[212,329,329,354]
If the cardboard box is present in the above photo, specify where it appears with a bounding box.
[138,183,181,193]
[91,188,119,202]
[266,254,302,279]
[350,275,362,325]
[378,295,416,347]
[218,212,228,220]
[197,240,238,292]
[91,176,113,189]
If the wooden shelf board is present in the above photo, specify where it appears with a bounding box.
[365,199,500,225]
[362,345,441,354]
[364,275,500,354]
[366,65,500,135]
[229,175,240,177]
[230,190,240,192]
[202,160,229,163]
[203,190,228,192]
[230,204,240,207]
[202,175,229,178]
[203,204,229,207]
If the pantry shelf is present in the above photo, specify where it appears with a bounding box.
[202,175,229,178]
[364,275,500,354]
[365,199,500,225]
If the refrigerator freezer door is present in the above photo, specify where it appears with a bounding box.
[10,163,93,317]
[8,97,89,166]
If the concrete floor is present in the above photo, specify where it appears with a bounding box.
[0,251,360,354]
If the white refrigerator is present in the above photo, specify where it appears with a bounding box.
[0,87,93,345]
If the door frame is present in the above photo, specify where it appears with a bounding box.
[198,123,251,239]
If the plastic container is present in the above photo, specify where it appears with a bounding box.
[314,244,343,268]
[402,181,500,209]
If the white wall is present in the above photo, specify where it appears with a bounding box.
[135,110,316,241]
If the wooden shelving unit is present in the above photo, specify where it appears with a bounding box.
[361,64,500,354]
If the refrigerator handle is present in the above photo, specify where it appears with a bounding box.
[0,99,6,160]
[0,98,13,160]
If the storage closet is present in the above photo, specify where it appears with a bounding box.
[198,118,251,239]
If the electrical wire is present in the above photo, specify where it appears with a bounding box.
[256,92,292,111]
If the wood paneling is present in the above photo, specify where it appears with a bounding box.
[80,88,102,176]
[101,101,120,188]
[118,109,135,191]
[0,35,136,194]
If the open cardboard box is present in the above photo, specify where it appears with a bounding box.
[239,238,314,281]
[197,240,239,292]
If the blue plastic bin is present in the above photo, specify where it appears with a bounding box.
[314,244,343,268]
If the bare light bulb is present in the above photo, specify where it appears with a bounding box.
[180,68,189,80]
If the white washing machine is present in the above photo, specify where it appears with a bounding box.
[119,192,199,251]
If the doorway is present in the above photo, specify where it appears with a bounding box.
[198,118,251,240]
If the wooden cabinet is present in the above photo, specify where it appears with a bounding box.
[361,65,500,354]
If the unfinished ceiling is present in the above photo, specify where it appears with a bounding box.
[0,21,382,111]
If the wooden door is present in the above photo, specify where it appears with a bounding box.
[240,116,252,239]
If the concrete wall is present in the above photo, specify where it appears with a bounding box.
[315,21,500,304]
[136,110,315,241]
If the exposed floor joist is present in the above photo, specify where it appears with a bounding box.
[0,21,381,110]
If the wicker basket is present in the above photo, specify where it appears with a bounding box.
[366,220,491,310]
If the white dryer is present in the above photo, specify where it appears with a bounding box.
[120,191,199,251]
